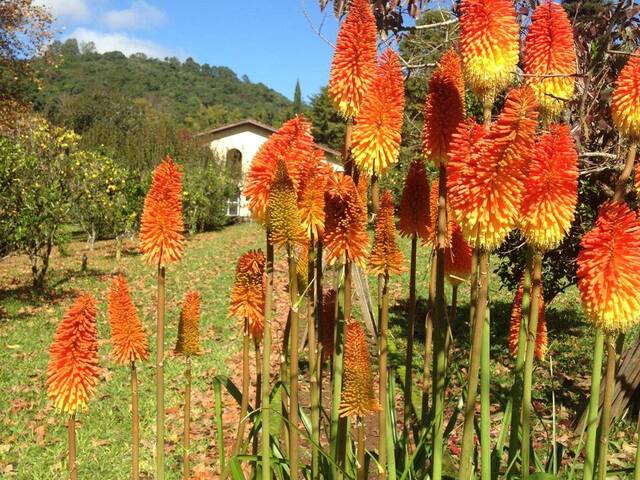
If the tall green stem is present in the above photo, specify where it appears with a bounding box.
[404,234,418,435]
[521,252,542,479]
[261,232,274,480]
[182,357,192,480]
[231,318,251,464]
[432,164,448,480]
[357,418,366,480]
[481,309,491,480]
[634,412,640,480]
[597,337,617,480]
[68,414,77,480]
[421,252,436,424]
[287,246,300,480]
[308,240,320,478]
[507,256,532,473]
[379,272,390,480]
[156,265,166,480]
[458,249,489,480]
[584,329,605,480]
[331,259,351,475]
[131,362,140,480]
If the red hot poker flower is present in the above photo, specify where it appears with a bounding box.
[108,275,149,365]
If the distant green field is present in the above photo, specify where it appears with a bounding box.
[0,223,636,478]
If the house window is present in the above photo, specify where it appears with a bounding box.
[225,148,243,183]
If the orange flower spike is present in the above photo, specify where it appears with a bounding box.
[445,225,473,286]
[399,159,430,240]
[448,87,539,250]
[369,190,405,276]
[351,49,405,175]
[139,156,185,266]
[459,0,519,100]
[328,0,378,119]
[175,291,203,356]
[524,1,577,119]
[422,49,465,166]
[268,160,307,249]
[47,294,100,414]
[320,289,337,361]
[520,124,579,250]
[339,319,381,417]
[108,275,149,365]
[507,277,548,361]
[229,249,266,339]
[612,48,640,140]
[297,149,330,239]
[296,240,310,289]
[324,173,369,266]
[243,116,315,221]
[577,201,640,334]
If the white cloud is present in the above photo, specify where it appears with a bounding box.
[36,0,92,22]
[66,27,173,58]
[102,1,167,30]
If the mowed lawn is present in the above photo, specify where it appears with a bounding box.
[1,222,634,478]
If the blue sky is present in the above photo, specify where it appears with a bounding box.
[38,0,345,101]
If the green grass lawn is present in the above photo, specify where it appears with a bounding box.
[0,222,636,478]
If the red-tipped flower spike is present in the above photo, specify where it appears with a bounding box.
[47,294,99,414]
[577,201,640,334]
[108,275,149,365]
[507,276,548,361]
[324,172,369,266]
[448,87,539,250]
[339,319,381,417]
[268,160,307,249]
[459,0,519,100]
[445,224,473,286]
[320,288,337,362]
[520,124,578,251]
[229,250,266,340]
[175,291,203,356]
[328,0,378,119]
[612,49,640,140]
[422,49,465,166]
[351,49,405,175]
[524,1,577,119]
[399,159,430,240]
[139,156,185,266]
[243,116,316,221]
[368,190,404,275]
[297,149,331,239]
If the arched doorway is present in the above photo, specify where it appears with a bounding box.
[226,148,243,216]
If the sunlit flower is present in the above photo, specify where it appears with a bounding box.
[445,225,473,286]
[320,289,337,362]
[524,0,577,119]
[368,190,404,275]
[328,0,378,119]
[459,0,519,100]
[297,149,331,239]
[351,49,405,175]
[399,159,430,240]
[324,172,368,265]
[108,275,149,365]
[268,160,307,249]
[448,87,539,250]
[612,49,640,140]
[47,294,99,414]
[507,276,548,361]
[577,201,640,334]
[243,116,315,221]
[339,319,381,417]
[139,156,185,266]
[175,291,203,356]
[422,49,465,166]
[229,250,266,340]
[520,124,578,250]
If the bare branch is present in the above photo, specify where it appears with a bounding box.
[413,17,458,30]
[579,152,618,160]
[300,0,335,49]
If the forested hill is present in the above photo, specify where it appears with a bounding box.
[30,39,293,131]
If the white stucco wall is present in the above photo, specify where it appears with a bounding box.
[207,124,341,218]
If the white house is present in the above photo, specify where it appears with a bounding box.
[195,119,342,217]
